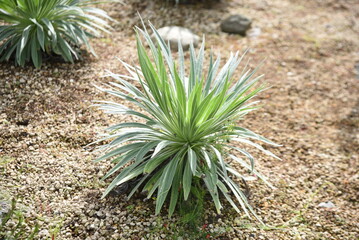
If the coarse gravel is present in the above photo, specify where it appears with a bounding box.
[1,0,358,239]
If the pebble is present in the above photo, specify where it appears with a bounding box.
[38,229,49,237]
[247,27,261,38]
[242,175,257,181]
[318,201,336,208]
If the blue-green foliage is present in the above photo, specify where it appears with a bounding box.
[0,0,112,68]
[94,23,280,222]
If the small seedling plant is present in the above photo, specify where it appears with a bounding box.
[93,22,280,223]
[0,0,112,68]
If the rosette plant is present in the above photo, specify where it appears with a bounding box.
[0,0,112,68]
[93,23,280,222]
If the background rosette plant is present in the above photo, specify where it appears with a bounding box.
[0,0,112,68]
[93,23,280,222]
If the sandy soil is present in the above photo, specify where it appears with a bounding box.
[0,0,358,239]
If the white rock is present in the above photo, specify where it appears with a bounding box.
[152,26,200,51]
[318,201,335,208]
[247,27,261,38]
[242,175,257,181]
[38,229,49,237]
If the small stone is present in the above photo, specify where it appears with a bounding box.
[220,14,252,36]
[254,0,269,10]
[38,229,49,237]
[242,175,257,181]
[247,27,261,38]
[318,201,335,208]
[96,211,105,219]
[287,72,294,76]
[152,26,200,51]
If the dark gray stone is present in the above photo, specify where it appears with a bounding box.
[220,14,252,36]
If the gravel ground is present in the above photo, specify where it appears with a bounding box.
[1,0,358,239]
